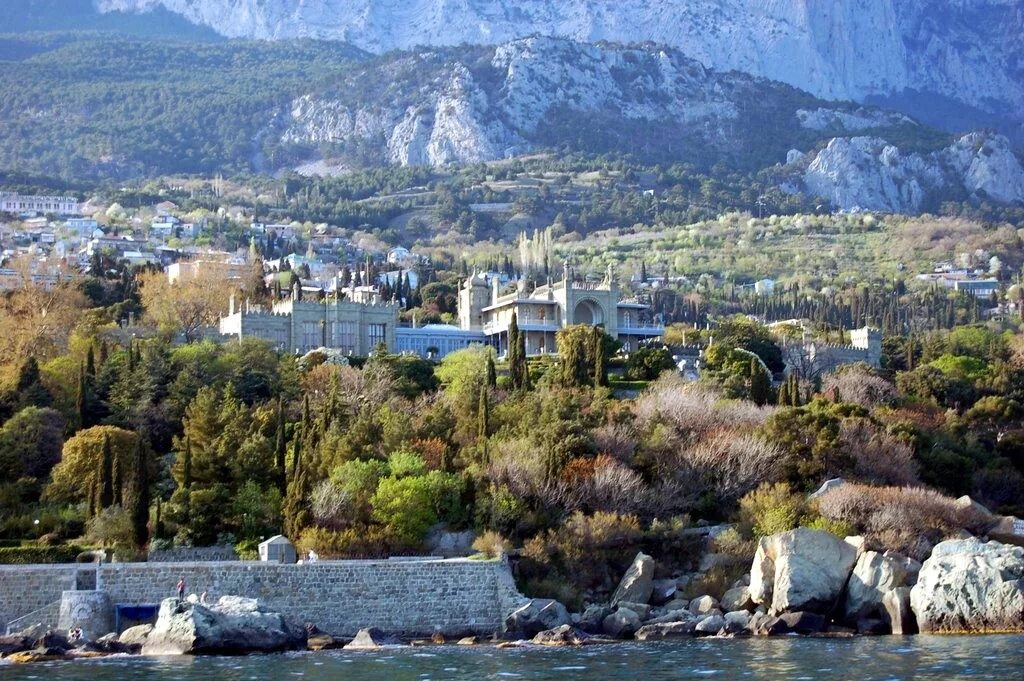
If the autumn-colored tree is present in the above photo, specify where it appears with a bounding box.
[138,266,239,342]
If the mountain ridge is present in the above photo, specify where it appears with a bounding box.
[91,0,1024,138]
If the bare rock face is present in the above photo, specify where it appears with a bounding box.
[749,528,858,615]
[141,597,307,655]
[844,551,911,621]
[910,538,1024,633]
[882,587,917,635]
[118,624,153,647]
[611,552,655,607]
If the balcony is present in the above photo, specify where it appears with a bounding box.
[483,319,559,335]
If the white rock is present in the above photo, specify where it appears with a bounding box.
[844,551,910,620]
[910,538,1024,633]
[749,527,858,616]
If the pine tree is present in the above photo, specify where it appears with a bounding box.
[99,434,114,509]
[749,357,772,406]
[508,312,529,391]
[593,327,608,388]
[274,397,287,496]
[130,435,149,547]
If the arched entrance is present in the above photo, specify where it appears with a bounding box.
[573,299,604,326]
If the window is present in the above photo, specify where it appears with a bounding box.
[339,322,356,353]
[368,323,387,349]
[301,322,320,351]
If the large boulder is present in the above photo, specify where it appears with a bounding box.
[844,551,910,620]
[141,597,307,655]
[531,625,592,647]
[344,628,403,650]
[688,595,720,615]
[611,552,655,606]
[505,599,571,636]
[749,528,858,615]
[649,579,678,605]
[118,624,153,647]
[694,613,726,636]
[910,538,1024,633]
[576,604,612,634]
[634,620,696,640]
[721,586,754,612]
[601,608,641,638]
[987,516,1024,548]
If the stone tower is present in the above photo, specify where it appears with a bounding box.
[458,273,490,331]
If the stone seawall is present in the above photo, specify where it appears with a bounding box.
[98,558,525,636]
[0,565,95,631]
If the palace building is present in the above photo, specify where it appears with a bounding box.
[457,262,663,356]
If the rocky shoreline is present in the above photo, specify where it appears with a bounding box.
[2,531,1021,664]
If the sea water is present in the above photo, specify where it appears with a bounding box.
[1,635,1022,680]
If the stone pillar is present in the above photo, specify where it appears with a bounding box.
[58,590,114,639]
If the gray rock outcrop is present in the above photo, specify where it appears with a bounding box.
[344,627,403,650]
[910,538,1024,633]
[844,551,910,620]
[611,552,655,606]
[505,599,571,636]
[601,608,640,638]
[141,597,307,655]
[750,527,858,615]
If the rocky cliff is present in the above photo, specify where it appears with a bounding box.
[798,133,1024,213]
[271,38,892,172]
[95,0,1024,129]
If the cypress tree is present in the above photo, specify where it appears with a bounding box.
[99,434,114,508]
[749,357,771,406]
[477,386,489,441]
[87,480,97,519]
[130,436,149,547]
[485,353,497,389]
[508,312,529,391]
[182,436,193,490]
[283,467,311,540]
[593,327,608,388]
[85,346,96,379]
[98,339,109,366]
[274,397,287,495]
[112,455,123,507]
[154,497,164,540]
[291,433,301,478]
[778,379,790,408]
[76,363,88,429]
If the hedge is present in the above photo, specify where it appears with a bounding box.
[0,545,84,564]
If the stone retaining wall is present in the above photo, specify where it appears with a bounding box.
[98,558,525,636]
[0,565,94,631]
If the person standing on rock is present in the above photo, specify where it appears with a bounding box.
[177,577,186,603]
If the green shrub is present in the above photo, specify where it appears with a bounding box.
[231,538,257,560]
[0,545,83,564]
[471,530,510,559]
[803,516,856,538]
[738,482,805,538]
[296,525,420,559]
